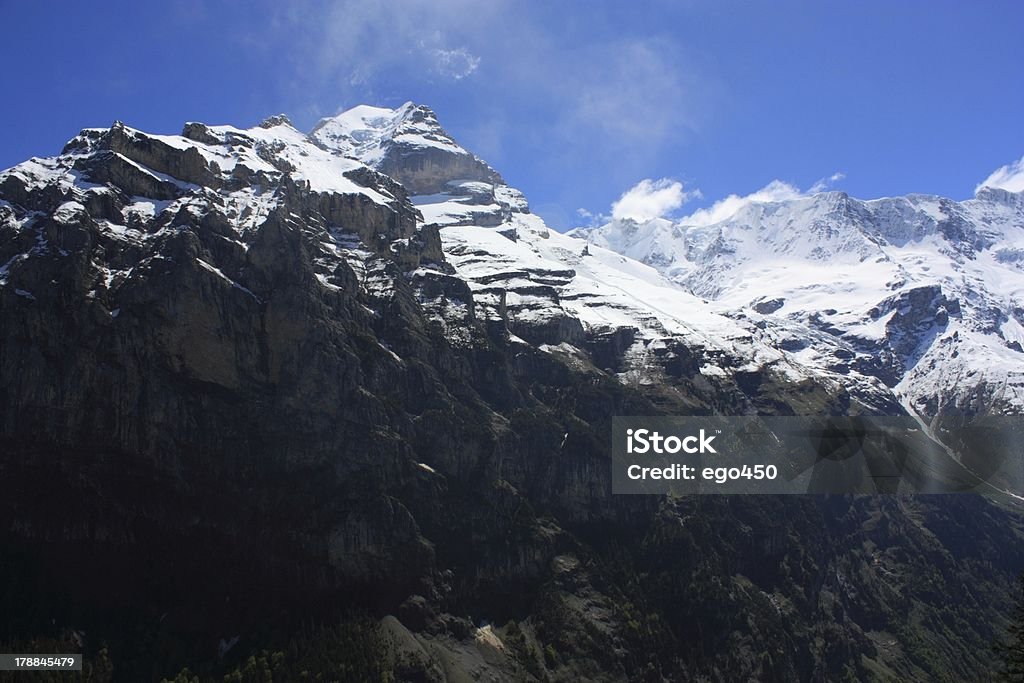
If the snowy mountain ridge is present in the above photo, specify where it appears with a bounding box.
[574,184,1024,416]
[1,101,1020,420]
[309,101,1024,418]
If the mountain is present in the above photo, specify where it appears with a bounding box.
[0,103,1022,682]
[310,103,912,418]
[574,187,1024,419]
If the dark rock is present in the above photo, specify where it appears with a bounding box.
[753,297,785,314]
[181,121,222,145]
[585,326,636,373]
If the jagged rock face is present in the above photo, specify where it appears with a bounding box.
[1,106,1023,682]
[378,140,501,197]
[866,285,961,377]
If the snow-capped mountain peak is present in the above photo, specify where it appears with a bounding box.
[311,102,503,196]
[310,101,420,162]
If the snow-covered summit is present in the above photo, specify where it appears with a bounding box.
[311,102,503,195]
[311,103,451,161]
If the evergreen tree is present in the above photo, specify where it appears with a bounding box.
[995,573,1024,682]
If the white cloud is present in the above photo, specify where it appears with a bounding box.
[809,171,846,194]
[591,171,845,229]
[576,207,609,227]
[681,180,804,227]
[671,171,845,227]
[976,156,1024,194]
[611,178,693,221]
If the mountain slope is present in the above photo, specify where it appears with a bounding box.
[0,104,1021,682]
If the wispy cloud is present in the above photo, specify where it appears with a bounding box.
[976,156,1024,194]
[809,171,846,194]
[563,39,702,154]
[429,47,480,80]
[680,180,803,226]
[611,178,696,221]
[269,0,492,99]
[677,171,845,226]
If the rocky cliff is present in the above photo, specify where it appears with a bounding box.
[0,105,1022,682]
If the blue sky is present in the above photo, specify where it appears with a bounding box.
[2,0,1023,228]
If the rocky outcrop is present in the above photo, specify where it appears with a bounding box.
[101,121,222,188]
[867,285,961,375]
[379,141,502,196]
